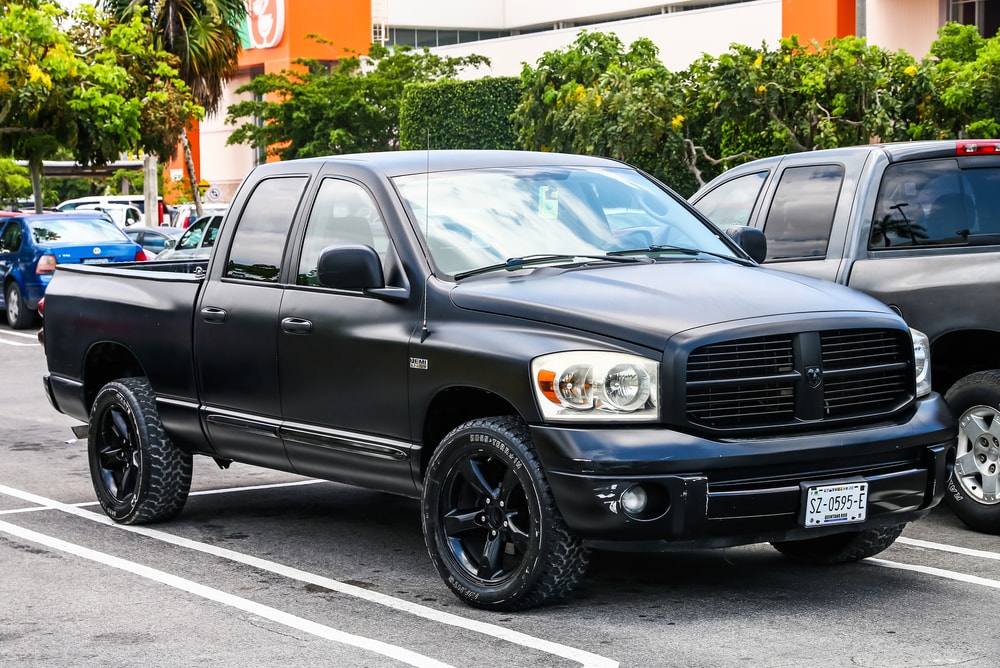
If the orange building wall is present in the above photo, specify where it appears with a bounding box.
[783,0,857,43]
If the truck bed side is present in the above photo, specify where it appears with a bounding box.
[43,261,207,441]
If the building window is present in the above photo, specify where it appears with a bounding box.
[951,0,1000,37]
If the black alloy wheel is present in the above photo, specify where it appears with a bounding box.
[421,416,589,611]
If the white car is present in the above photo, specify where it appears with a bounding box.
[73,203,143,227]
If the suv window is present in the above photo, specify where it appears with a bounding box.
[692,171,767,227]
[763,164,844,261]
[225,177,307,282]
[871,158,1000,248]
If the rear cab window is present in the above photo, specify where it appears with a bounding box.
[224,177,308,282]
[870,157,1000,248]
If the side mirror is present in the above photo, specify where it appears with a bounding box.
[725,225,767,264]
[317,244,385,290]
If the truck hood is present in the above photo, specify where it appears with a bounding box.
[449,261,895,349]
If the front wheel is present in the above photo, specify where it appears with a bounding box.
[771,524,905,564]
[88,377,192,524]
[5,282,33,329]
[943,371,1000,534]
[421,416,590,611]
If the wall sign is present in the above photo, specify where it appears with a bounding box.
[246,0,285,49]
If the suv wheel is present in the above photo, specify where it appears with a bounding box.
[5,282,33,329]
[421,416,590,610]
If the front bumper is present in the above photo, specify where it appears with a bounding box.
[531,393,956,550]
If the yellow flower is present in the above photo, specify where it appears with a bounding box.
[904,65,918,76]
[754,54,763,68]
[757,84,767,94]
[784,56,791,63]
[671,114,685,129]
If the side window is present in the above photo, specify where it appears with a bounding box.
[692,171,767,227]
[763,164,844,261]
[297,178,390,287]
[0,221,22,254]
[226,176,307,282]
[871,159,989,248]
[203,217,222,248]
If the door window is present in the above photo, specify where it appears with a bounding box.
[762,165,844,261]
[225,177,307,282]
[0,221,22,254]
[692,171,767,227]
[296,179,391,287]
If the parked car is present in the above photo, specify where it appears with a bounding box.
[58,195,167,225]
[155,214,222,260]
[123,225,184,257]
[171,203,228,229]
[74,202,144,227]
[1,211,148,328]
[690,138,1000,533]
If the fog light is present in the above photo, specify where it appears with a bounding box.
[620,485,648,514]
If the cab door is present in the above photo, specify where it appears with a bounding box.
[276,176,419,494]
[195,175,309,470]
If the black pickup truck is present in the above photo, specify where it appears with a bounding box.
[42,150,954,610]
[691,139,1000,534]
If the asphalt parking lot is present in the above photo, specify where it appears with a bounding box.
[2,325,998,667]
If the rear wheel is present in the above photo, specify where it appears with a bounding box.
[771,524,905,563]
[5,282,33,329]
[943,371,1000,534]
[88,377,192,524]
[421,416,590,610]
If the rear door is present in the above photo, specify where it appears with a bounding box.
[194,175,309,470]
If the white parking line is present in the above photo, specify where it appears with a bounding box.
[0,483,619,668]
[0,519,452,668]
[867,558,1000,589]
[0,329,39,339]
[897,536,1000,561]
[0,337,36,347]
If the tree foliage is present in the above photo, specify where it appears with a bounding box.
[226,41,488,159]
[399,77,520,150]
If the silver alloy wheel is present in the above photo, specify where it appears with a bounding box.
[954,405,1000,505]
[6,283,20,325]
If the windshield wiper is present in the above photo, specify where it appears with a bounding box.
[454,253,648,280]
[608,244,755,266]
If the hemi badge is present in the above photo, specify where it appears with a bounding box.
[409,357,428,370]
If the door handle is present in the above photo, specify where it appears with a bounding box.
[281,317,313,334]
[200,306,227,324]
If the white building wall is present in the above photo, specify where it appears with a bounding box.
[198,72,259,202]
[865,0,943,58]
[426,0,783,76]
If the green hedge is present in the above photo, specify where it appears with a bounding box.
[400,77,520,151]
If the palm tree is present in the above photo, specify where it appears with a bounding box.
[101,0,246,216]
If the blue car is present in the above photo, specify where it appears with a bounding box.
[1,212,148,328]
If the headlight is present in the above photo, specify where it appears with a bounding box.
[532,351,659,422]
[910,327,931,398]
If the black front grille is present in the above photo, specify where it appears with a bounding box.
[686,329,913,431]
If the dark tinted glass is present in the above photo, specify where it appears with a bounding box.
[225,177,307,282]
[763,165,844,260]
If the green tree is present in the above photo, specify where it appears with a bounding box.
[0,2,170,211]
[226,41,488,159]
[101,0,246,214]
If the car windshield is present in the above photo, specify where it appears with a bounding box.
[176,218,209,250]
[30,217,129,243]
[392,165,736,277]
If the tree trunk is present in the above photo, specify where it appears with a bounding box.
[29,157,43,214]
[180,126,203,218]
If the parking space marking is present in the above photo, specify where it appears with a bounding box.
[0,519,452,668]
[867,558,1000,590]
[0,337,36,347]
[897,536,1000,561]
[0,329,39,339]
[0,483,619,668]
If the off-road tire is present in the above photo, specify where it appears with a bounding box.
[88,377,192,524]
[421,416,590,610]
[943,371,1000,534]
[771,524,905,564]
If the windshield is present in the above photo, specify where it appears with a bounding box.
[393,166,736,276]
[30,217,129,244]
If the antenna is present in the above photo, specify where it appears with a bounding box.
[421,129,431,341]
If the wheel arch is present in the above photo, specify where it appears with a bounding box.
[83,342,147,413]
[419,386,521,478]
[931,328,1000,394]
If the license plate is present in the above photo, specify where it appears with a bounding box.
[801,480,868,527]
[82,258,110,264]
